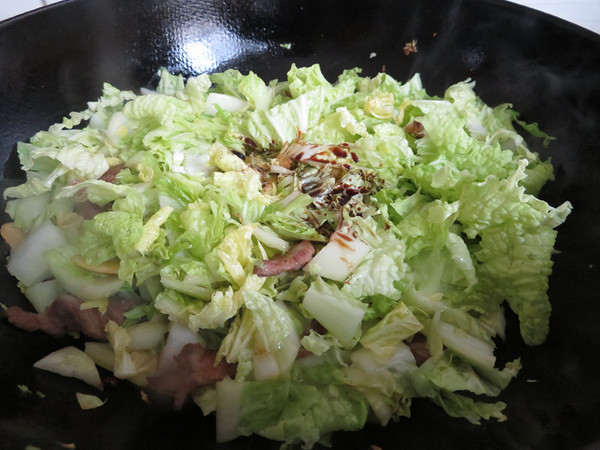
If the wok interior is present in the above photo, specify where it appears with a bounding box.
[0,0,599,448]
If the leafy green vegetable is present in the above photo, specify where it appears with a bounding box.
[3,64,571,448]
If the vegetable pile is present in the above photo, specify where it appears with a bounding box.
[2,64,571,448]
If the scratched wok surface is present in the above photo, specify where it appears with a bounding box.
[1,0,600,449]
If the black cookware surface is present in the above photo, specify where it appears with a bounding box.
[1,1,599,449]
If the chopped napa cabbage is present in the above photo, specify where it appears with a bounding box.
[7,221,67,287]
[303,277,367,347]
[1,64,572,448]
[360,302,423,361]
[34,346,103,390]
[105,321,159,381]
[76,392,106,410]
[205,224,257,287]
[216,377,369,448]
[43,246,124,301]
[217,289,300,380]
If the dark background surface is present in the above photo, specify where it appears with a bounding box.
[1,0,600,449]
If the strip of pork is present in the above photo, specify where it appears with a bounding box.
[148,343,237,409]
[408,333,431,366]
[5,294,142,340]
[254,240,315,277]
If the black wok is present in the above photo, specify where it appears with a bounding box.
[1,0,599,449]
